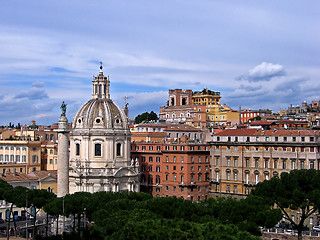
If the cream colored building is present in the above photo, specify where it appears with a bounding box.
[69,65,139,193]
[0,140,41,174]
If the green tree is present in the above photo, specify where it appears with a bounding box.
[252,169,320,240]
[134,111,158,124]
[43,197,63,235]
[207,196,282,236]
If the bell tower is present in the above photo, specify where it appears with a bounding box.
[92,62,110,99]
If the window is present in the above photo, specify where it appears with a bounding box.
[181,175,184,184]
[234,173,238,181]
[255,158,259,168]
[265,159,269,168]
[156,166,160,172]
[149,146,153,150]
[198,156,201,162]
[227,172,230,180]
[234,158,238,167]
[198,166,201,171]
[166,165,169,170]
[245,173,249,184]
[32,155,38,163]
[15,155,20,162]
[166,174,169,181]
[282,159,287,169]
[227,157,231,167]
[181,156,184,163]
[50,159,53,164]
[166,156,169,162]
[173,166,176,170]
[292,160,296,170]
[50,149,53,154]
[300,160,305,169]
[191,166,194,171]
[149,157,153,162]
[245,158,250,168]
[22,155,26,162]
[10,155,14,162]
[191,156,194,163]
[156,176,160,184]
[173,175,176,181]
[76,143,80,156]
[173,156,176,162]
[273,159,278,169]
[142,157,146,162]
[116,143,121,156]
[255,174,259,184]
[216,157,219,166]
[234,185,238,193]
[156,157,160,162]
[310,161,315,169]
[226,185,230,193]
[95,143,102,156]
[181,166,184,171]
[148,166,152,171]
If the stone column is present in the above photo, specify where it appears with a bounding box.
[56,115,70,198]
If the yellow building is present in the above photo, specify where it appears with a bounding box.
[206,104,240,127]
[192,88,221,106]
[0,140,42,174]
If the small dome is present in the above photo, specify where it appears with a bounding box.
[72,98,127,129]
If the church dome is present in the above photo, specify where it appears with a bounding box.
[72,65,128,130]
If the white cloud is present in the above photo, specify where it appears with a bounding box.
[238,62,286,82]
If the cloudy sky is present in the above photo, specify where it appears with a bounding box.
[0,1,319,126]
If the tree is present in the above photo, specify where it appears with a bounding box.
[206,196,282,236]
[252,169,320,240]
[134,111,158,124]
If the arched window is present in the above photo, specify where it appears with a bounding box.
[116,143,122,156]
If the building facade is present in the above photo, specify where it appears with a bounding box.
[209,129,320,198]
[0,140,41,174]
[131,141,210,201]
[69,66,139,194]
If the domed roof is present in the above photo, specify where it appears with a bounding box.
[72,98,128,129]
[72,66,128,130]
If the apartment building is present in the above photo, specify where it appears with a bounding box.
[209,129,320,198]
[0,140,42,174]
[160,88,239,128]
[131,141,210,201]
[131,123,204,142]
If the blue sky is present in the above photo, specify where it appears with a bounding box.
[0,1,319,126]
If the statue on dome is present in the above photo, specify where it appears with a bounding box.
[60,101,67,116]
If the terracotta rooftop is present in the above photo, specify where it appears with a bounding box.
[0,173,37,182]
[28,170,57,180]
[0,171,57,183]
[215,129,320,136]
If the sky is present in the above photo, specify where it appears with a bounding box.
[0,1,319,126]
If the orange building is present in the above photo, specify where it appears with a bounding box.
[131,141,210,201]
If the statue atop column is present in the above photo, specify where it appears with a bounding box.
[60,101,67,116]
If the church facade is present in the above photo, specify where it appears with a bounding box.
[68,65,140,193]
